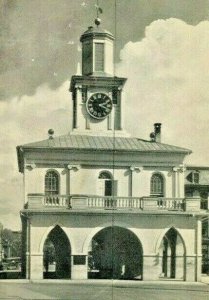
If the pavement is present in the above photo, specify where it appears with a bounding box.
[0,279,209,300]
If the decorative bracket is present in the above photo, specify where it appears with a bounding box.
[67,165,81,171]
[129,166,143,172]
[25,163,36,171]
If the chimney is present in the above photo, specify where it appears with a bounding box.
[154,123,161,143]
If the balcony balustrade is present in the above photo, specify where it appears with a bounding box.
[27,194,201,212]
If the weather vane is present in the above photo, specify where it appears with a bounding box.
[95,0,103,26]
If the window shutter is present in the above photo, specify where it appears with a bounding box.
[95,43,104,71]
[82,42,92,75]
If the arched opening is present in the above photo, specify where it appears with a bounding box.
[88,226,143,280]
[159,228,185,280]
[150,173,164,197]
[43,226,71,279]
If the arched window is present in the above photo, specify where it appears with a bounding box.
[150,173,164,197]
[98,171,113,196]
[45,171,59,195]
[98,171,112,180]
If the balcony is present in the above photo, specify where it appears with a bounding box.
[26,194,201,212]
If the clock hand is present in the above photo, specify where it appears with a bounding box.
[98,103,107,108]
[98,100,111,108]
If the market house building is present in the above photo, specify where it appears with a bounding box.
[17,16,209,281]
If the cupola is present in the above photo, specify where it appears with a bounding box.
[80,19,114,77]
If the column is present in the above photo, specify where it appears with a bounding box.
[66,165,80,196]
[172,167,178,197]
[71,254,88,279]
[129,166,142,197]
[196,218,202,281]
[30,253,43,279]
[172,165,185,198]
[143,255,161,281]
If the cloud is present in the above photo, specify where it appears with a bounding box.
[116,18,209,165]
[1,0,209,101]
[1,18,209,229]
[0,81,70,229]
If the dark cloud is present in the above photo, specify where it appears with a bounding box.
[0,0,209,101]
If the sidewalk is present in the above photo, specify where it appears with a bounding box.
[0,278,208,288]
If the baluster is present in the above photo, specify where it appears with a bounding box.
[99,197,102,207]
[162,199,165,209]
[169,199,171,209]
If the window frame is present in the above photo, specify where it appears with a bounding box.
[98,171,114,197]
[150,173,165,197]
[94,42,105,72]
[45,170,60,195]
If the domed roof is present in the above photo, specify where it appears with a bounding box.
[80,25,114,42]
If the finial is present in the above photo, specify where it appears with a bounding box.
[48,129,54,139]
[95,1,103,27]
[95,18,101,26]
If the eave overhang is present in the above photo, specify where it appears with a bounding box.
[70,75,127,92]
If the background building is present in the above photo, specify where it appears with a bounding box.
[17,16,208,281]
[185,166,209,274]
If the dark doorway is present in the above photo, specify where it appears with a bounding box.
[43,225,71,279]
[88,226,143,280]
[161,228,185,280]
[105,180,112,196]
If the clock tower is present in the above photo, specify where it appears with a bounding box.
[70,18,127,136]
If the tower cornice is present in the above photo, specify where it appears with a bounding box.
[70,75,127,92]
[80,26,114,43]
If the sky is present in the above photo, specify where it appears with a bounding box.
[1,0,209,229]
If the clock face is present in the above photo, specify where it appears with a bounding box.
[86,93,112,119]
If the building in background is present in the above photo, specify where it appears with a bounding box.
[17,15,209,281]
[185,166,209,274]
[0,223,3,263]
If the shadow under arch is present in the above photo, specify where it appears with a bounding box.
[42,225,71,279]
[157,227,186,280]
[87,226,143,280]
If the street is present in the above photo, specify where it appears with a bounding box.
[0,280,209,300]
